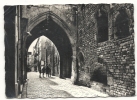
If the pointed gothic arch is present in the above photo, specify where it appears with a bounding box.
[22,10,77,81]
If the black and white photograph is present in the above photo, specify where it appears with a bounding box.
[3,0,136,99]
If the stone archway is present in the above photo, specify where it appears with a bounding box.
[22,9,77,83]
[112,7,132,39]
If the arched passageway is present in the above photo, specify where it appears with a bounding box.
[27,36,60,77]
[24,14,74,79]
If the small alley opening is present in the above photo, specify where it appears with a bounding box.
[27,36,60,78]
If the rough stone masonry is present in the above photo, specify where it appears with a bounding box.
[4,4,135,97]
[76,4,134,96]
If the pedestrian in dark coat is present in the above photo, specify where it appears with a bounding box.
[38,62,42,78]
[42,66,45,77]
[46,65,51,77]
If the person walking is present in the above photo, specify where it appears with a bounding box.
[48,66,51,77]
[38,62,42,78]
[42,66,45,78]
[46,65,51,77]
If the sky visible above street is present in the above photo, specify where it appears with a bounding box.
[28,36,48,53]
[28,38,38,53]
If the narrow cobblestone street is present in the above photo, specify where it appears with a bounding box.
[4,4,135,98]
[22,72,108,98]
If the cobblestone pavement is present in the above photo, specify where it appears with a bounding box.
[25,72,108,98]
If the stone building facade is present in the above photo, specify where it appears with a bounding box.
[4,4,134,97]
[76,4,134,96]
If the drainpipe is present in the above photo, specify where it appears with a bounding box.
[18,5,23,95]
[15,5,19,98]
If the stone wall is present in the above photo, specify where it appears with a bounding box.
[22,5,77,40]
[21,4,135,96]
[97,35,135,96]
[96,4,135,96]
[77,4,98,86]
[77,4,135,96]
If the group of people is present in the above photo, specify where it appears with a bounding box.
[39,65,51,78]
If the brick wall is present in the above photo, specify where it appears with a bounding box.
[77,4,98,86]
[77,4,135,96]
[97,35,135,96]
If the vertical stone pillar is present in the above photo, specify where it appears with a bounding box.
[21,5,32,81]
[71,55,77,84]
[53,46,55,76]
[108,5,113,40]
[20,17,28,85]
[22,38,27,85]
[24,52,26,79]
[22,35,29,85]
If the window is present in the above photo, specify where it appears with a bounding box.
[115,8,130,39]
[96,9,108,43]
